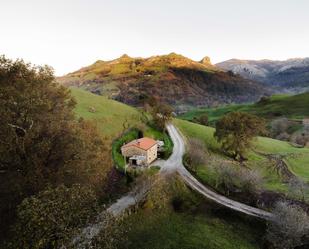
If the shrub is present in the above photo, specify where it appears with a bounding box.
[184,138,207,172]
[213,163,263,195]
[270,117,292,139]
[266,201,309,249]
[193,114,209,126]
[8,185,98,249]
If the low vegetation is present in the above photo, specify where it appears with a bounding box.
[8,185,99,249]
[117,175,265,249]
[266,201,309,249]
[175,119,309,201]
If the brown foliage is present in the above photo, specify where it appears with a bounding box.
[185,138,207,172]
[193,114,209,126]
[215,112,266,161]
[151,103,173,131]
[266,201,309,249]
[0,56,111,242]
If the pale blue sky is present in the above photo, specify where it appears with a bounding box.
[1,0,309,75]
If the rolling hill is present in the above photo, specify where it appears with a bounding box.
[71,87,143,138]
[59,53,270,111]
[180,92,309,124]
[216,58,309,92]
[174,118,309,195]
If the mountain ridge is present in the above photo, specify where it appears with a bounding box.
[216,58,309,91]
[58,53,270,110]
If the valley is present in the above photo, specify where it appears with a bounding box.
[1,57,309,249]
[2,1,309,248]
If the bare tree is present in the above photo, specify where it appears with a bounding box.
[266,201,309,249]
[270,117,291,139]
[185,138,208,172]
[288,178,308,202]
[213,163,263,195]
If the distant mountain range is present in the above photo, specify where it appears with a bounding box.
[58,53,269,110]
[216,58,309,92]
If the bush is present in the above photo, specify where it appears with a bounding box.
[193,114,209,126]
[266,201,309,249]
[112,129,140,170]
[290,130,309,147]
[213,163,263,195]
[8,185,98,249]
[270,117,292,139]
[184,138,207,172]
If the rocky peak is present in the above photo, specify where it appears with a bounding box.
[200,56,211,65]
[118,54,132,61]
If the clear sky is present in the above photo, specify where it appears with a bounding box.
[1,0,309,75]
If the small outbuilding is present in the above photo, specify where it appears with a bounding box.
[121,137,158,166]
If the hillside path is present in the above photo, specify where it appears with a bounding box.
[166,123,274,221]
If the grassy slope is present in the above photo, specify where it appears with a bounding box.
[174,119,309,191]
[180,92,309,123]
[71,87,142,138]
[72,87,173,171]
[125,210,261,249]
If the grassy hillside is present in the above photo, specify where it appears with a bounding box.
[180,92,309,124]
[121,180,264,249]
[71,87,173,171]
[71,87,143,138]
[174,119,309,193]
[124,206,263,249]
[60,53,269,109]
[71,87,267,248]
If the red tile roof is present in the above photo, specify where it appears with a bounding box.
[122,137,157,151]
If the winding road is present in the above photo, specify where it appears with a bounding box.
[165,123,274,221]
[72,123,273,248]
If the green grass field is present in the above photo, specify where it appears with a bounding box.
[124,211,262,249]
[71,87,143,138]
[174,119,309,194]
[180,92,309,124]
[72,88,173,171]
[122,187,264,249]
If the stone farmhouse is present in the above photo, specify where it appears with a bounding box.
[121,137,158,166]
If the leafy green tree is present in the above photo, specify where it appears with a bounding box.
[193,114,209,126]
[8,185,98,249]
[151,103,173,131]
[214,112,265,161]
[0,56,111,242]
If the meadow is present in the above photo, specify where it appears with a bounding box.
[179,92,309,125]
[71,87,173,171]
[71,87,143,138]
[174,119,309,196]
